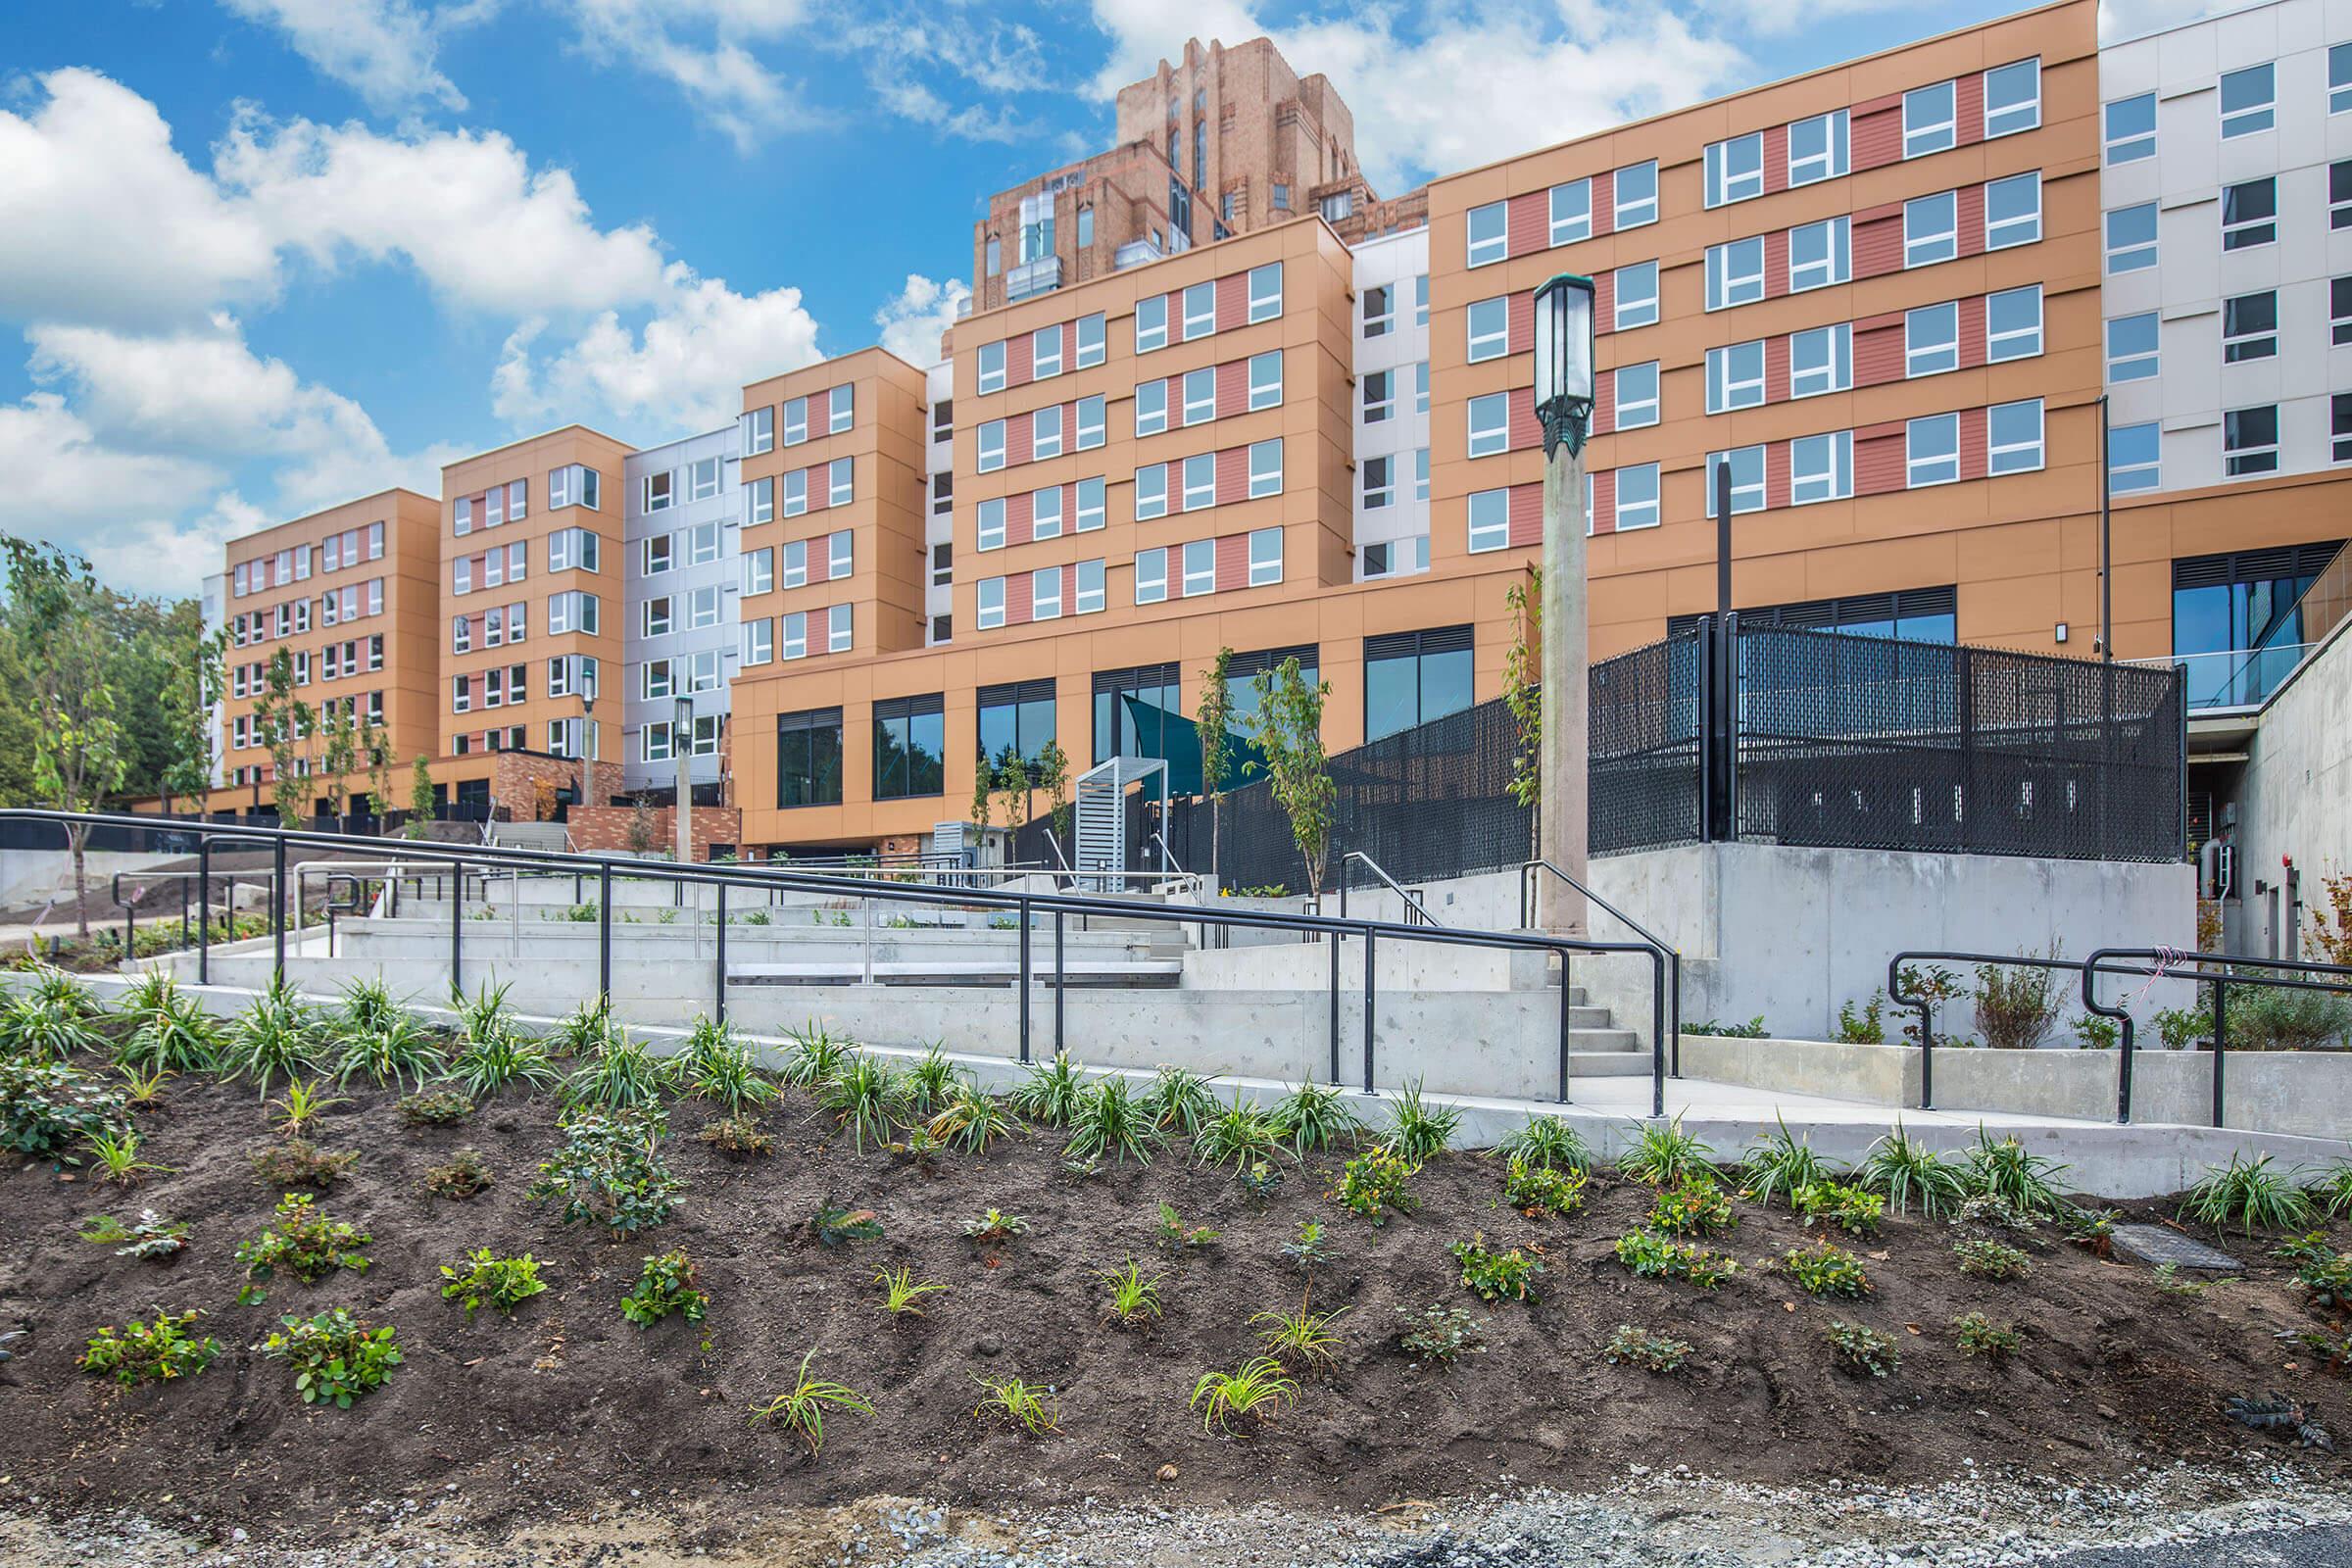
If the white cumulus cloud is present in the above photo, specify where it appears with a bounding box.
[218,0,483,113]
[872,273,969,368]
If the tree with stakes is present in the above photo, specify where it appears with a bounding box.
[1244,657,1335,901]
[1196,648,1236,892]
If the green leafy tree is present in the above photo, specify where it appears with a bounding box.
[1195,649,1236,890]
[318,703,357,822]
[968,751,994,836]
[1243,658,1335,898]
[252,648,314,828]
[160,626,227,814]
[1035,740,1072,843]
[4,537,129,935]
[405,756,434,839]
[1503,567,1543,812]
[361,717,392,820]
[993,744,1033,836]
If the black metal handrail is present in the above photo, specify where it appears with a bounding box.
[2082,947,2352,1126]
[5,809,1671,1114]
[1335,850,1440,928]
[1522,858,1683,1077]
[1887,950,2084,1115]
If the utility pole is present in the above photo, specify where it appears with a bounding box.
[1533,273,1596,937]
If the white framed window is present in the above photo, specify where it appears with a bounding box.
[1988,398,2043,475]
[1248,527,1282,586]
[2332,396,2352,464]
[1789,322,1851,398]
[2225,404,2279,476]
[827,530,853,580]
[977,340,1005,393]
[780,611,807,660]
[2222,177,2275,250]
[1415,275,1429,327]
[1788,216,1849,291]
[1705,341,1766,413]
[450,501,468,539]
[1363,455,1394,510]
[1182,280,1215,339]
[1788,109,1847,185]
[1548,178,1592,245]
[1904,79,1956,157]
[1363,369,1394,424]
[2333,161,2352,229]
[977,497,1005,551]
[1182,367,1216,425]
[2104,93,2155,163]
[1247,439,1284,498]
[1906,414,1961,487]
[2334,44,2352,115]
[1705,131,1764,206]
[687,589,718,632]
[781,540,808,587]
[743,618,773,665]
[1248,351,1282,411]
[1076,475,1105,531]
[747,474,773,526]
[2334,276,2352,346]
[2219,62,2275,138]
[1613,160,1657,227]
[642,596,672,637]
[1032,404,1062,461]
[1905,191,1958,267]
[1467,393,1510,457]
[1182,453,1216,510]
[2110,421,2160,493]
[2107,203,2158,271]
[641,471,673,514]
[684,522,718,565]
[1033,485,1063,540]
[1364,285,1392,338]
[745,547,773,596]
[1615,463,1660,530]
[1032,325,1062,380]
[1135,547,1167,604]
[1076,394,1104,449]
[782,396,808,444]
[1705,236,1766,309]
[642,659,674,701]
[1703,446,1766,515]
[1467,488,1509,553]
[1415,361,1429,415]
[828,384,853,434]
[454,556,472,595]
[1906,302,1960,376]
[1614,362,1660,427]
[1032,564,1062,620]
[1614,261,1658,328]
[1136,295,1169,353]
[1789,430,1854,504]
[1076,313,1105,368]
[978,419,1005,471]
[1135,464,1169,519]
[1467,296,1509,361]
[1984,59,2040,138]
[554,465,599,511]
[1467,201,1508,266]
[2223,290,2278,363]
[1136,378,1168,436]
[1181,538,1215,598]
[1248,263,1282,322]
[686,457,718,503]
[782,470,808,516]
[976,577,1006,629]
[1986,285,2042,362]
[551,527,600,573]
[1984,171,2040,249]
[823,455,852,506]
[1076,558,1105,613]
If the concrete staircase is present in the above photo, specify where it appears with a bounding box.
[488,821,572,854]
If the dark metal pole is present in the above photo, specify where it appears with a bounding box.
[1017,899,1032,1063]
[715,883,727,1023]
[1328,934,1341,1085]
[2211,973,2227,1129]
[2116,1011,2135,1125]
[450,855,463,998]
[1053,909,1065,1057]
[2098,393,2112,666]
[1921,1002,1936,1111]
[271,835,286,982]
[1557,946,1573,1103]
[1649,950,1666,1118]
[123,901,134,963]
[1362,929,1377,1094]
[598,862,612,999]
[198,841,211,984]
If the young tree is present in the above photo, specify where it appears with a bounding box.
[1034,740,1073,843]
[405,755,434,839]
[159,625,227,814]
[3,537,128,936]
[993,744,1033,836]
[1195,648,1236,891]
[362,717,392,821]
[1502,566,1544,860]
[1243,658,1335,899]
[967,751,994,835]
[253,648,314,828]
[318,702,357,824]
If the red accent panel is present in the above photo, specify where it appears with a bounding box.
[1591,468,1617,536]
[1592,369,1617,435]
[1214,444,1248,504]
[1005,572,1032,626]
[1856,430,1906,494]
[1507,483,1544,548]
[1762,124,1789,196]
[1955,73,1984,147]
[1853,214,1903,279]
[1765,442,1791,511]
[1507,290,1534,355]
[1959,406,1989,481]
[1006,491,1034,548]
[1855,322,1904,387]
[1592,270,1616,335]
[1005,334,1033,388]
[1764,334,1791,404]
[1215,274,1247,332]
[1592,168,1616,237]
[1214,532,1250,592]
[1005,413,1033,466]
[1957,184,1986,259]
[1507,385,1540,451]
[1764,229,1789,300]
[1215,359,1247,417]
[1507,191,1548,256]
[1851,105,1901,171]
[1958,296,1987,370]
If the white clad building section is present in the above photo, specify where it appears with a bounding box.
[1349,225,1433,581]
[924,360,955,646]
[2100,0,2352,493]
[622,425,741,793]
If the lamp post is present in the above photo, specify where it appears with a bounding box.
[673,694,694,867]
[1533,273,1595,937]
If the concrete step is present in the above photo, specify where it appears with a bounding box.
[1567,1027,1642,1054]
[1569,1050,1657,1077]
[728,961,1185,990]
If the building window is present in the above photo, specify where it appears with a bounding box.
[1135,547,1167,604]
[1906,302,1960,376]
[977,420,1005,470]
[1180,367,1215,426]
[1789,431,1854,504]
[747,475,774,526]
[1363,456,1394,510]
[1032,565,1061,620]
[976,576,1005,628]
[1075,313,1104,368]
[1248,439,1283,498]
[977,497,1005,551]
[826,455,853,505]
[977,679,1057,771]
[1077,475,1105,531]
[741,406,773,456]
[1788,217,1849,291]
[1614,361,1660,425]
[1032,404,1062,461]
[780,611,806,660]
[1986,285,2041,361]
[1788,323,1851,397]
[1363,626,1473,742]
[2332,161,2352,229]
[1674,586,1956,643]
[743,618,772,665]
[2222,177,2276,249]
[1466,202,1507,266]
[1135,465,1168,519]
[1903,79,1957,157]
[2334,276,2352,345]
[1788,109,1847,185]
[1076,558,1105,613]
[1135,378,1168,436]
[1033,485,1063,540]
[1414,276,1429,327]
[1705,131,1764,207]
[642,596,672,637]
[872,695,945,800]
[1467,393,1510,457]
[2107,312,2160,380]
[1136,295,1168,353]
[2219,62,2275,137]
[777,708,843,808]
[1614,261,1658,328]
[783,396,808,444]
[1904,191,1958,267]
[2333,396,2352,464]
[1363,285,1393,337]
[1271,182,1290,211]
[1705,341,1766,412]
[1363,370,1396,425]
[1466,297,1508,361]
[2110,421,2161,493]
[686,457,719,502]
[1414,448,1430,502]
[1182,453,1216,510]
[827,530,853,580]
[643,470,673,514]
[2223,291,2278,363]
[1248,528,1282,586]
[1614,463,1660,529]
[1984,58,2040,137]
[781,539,808,586]
[1248,263,1282,321]
[1076,394,1104,449]
[1703,446,1766,514]
[1180,539,1214,597]
[1182,282,1216,340]
[1466,489,1508,553]
[2105,93,2155,163]
[1984,172,2040,249]
[1549,178,1591,244]
[1032,326,1062,380]
[1614,160,1657,227]
[1705,236,1765,309]
[2224,405,2278,476]
[1906,414,1961,487]
[1987,398,2044,474]
[1093,662,1181,763]
[2106,203,2158,270]
[985,236,1001,275]
[1248,351,1282,411]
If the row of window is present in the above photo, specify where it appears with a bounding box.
[976,480,1107,550]
[231,523,385,597]
[971,529,1286,630]
[641,713,723,763]
[452,664,532,713]
[976,314,1108,393]
[2112,398,2352,492]
[1135,350,1284,434]
[745,458,856,521]
[1361,450,1431,511]
[2108,164,2352,280]
[743,533,854,594]
[740,384,853,457]
[2104,49,2352,167]
[451,602,527,655]
[974,398,1108,471]
[974,560,1110,627]
[740,605,854,666]
[1363,362,1430,424]
[1362,276,1430,338]
[1463,159,1659,267]
[452,465,601,536]
[2106,281,2337,381]
[641,650,721,701]
[641,524,716,578]
[228,688,384,751]
[227,634,386,700]
[643,457,724,514]
[228,578,387,646]
[641,586,725,638]
[1135,440,1285,518]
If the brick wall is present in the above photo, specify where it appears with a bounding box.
[568,804,745,861]
[490,751,617,821]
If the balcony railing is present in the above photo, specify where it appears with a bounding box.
[1004,254,1061,301]
[2133,644,2316,711]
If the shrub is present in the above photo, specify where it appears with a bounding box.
[563,1030,675,1113]
[1194,1097,1283,1169]
[1269,1079,1364,1154]
[1061,1076,1162,1166]
[1382,1079,1460,1163]
[893,1043,962,1118]
[1098,1259,1164,1327]
[1793,1180,1886,1238]
[249,1138,358,1189]
[1142,1065,1219,1138]
[1857,1124,1965,1219]
[1783,1240,1872,1298]
[260,1308,402,1406]
[1826,1319,1899,1378]
[971,1374,1059,1435]
[335,1013,444,1091]
[2071,1014,2120,1051]
[424,1147,493,1200]
[817,1055,898,1152]
[1603,1324,1690,1374]
[2061,1204,2118,1257]
[1191,1356,1297,1434]
[699,1115,773,1158]
[926,1081,1016,1154]
[1396,1303,1486,1365]
[78,1208,189,1261]
[1450,1234,1544,1303]
[620,1250,709,1326]
[676,1014,776,1113]
[1957,1129,2070,1219]
[439,1250,549,1317]
[1282,1220,1333,1273]
[1954,1312,2023,1359]
[2152,1005,2209,1053]
[398,1089,474,1126]
[235,1193,370,1289]
[2306,1160,2352,1220]
[1684,1016,1768,1038]
[1647,1175,1737,1237]
[1005,1053,1087,1127]
[1504,1155,1588,1218]
[811,1201,883,1248]
[220,979,320,1095]
[1329,1146,1418,1225]
[1953,1237,2033,1281]
[337,978,405,1036]
[780,1022,853,1087]
[1154,1200,1220,1252]
[0,1054,128,1159]
[960,1207,1029,1243]
[0,976,105,1060]
[1251,1301,1348,1370]
[1612,1229,1740,1290]
[874,1265,946,1317]
[265,1077,346,1140]
[2181,1152,2313,1236]
[1973,952,2065,1051]
[2286,1248,2352,1315]
[748,1350,874,1454]
[115,981,223,1075]
[1494,1115,1590,1172]
[1238,1158,1284,1200]
[449,983,560,1100]
[85,1127,169,1187]
[2226,984,2352,1053]
[525,1110,682,1238]
[78,1309,220,1388]
[1836,992,1887,1044]
[1617,1116,1714,1187]
[1740,1115,1835,1208]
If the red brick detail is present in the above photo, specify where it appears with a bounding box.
[1591,467,1617,536]
[1957,184,1987,259]
[567,806,741,862]
[1005,412,1034,466]
[1853,213,1903,279]
[1855,321,1903,386]
[1592,270,1616,334]
[1214,444,1249,504]
[1764,229,1790,300]
[1507,482,1543,548]
[1507,385,1540,451]
[1215,274,1248,332]
[1592,368,1617,434]
[1507,290,1534,356]
[1005,571,1033,626]
[1958,296,1988,370]
[1005,490,1034,548]
[1506,190,1548,257]
[1213,532,1250,592]
[1955,73,1984,147]
[1762,124,1789,196]
[1591,169,1616,238]
[1959,406,1989,481]
[1005,334,1033,388]
[1855,428,1906,494]
[1764,334,1791,404]
[1852,104,1901,171]
[1765,442,1791,511]
[1215,359,1248,417]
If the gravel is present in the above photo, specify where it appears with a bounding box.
[3,1457,2349,1568]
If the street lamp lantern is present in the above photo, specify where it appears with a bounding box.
[1532,272,1596,459]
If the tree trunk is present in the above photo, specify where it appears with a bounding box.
[70,822,89,939]
[1210,799,1221,894]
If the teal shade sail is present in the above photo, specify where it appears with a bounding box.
[1118,693,1264,796]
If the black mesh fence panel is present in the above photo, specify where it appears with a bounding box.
[1591,633,1702,855]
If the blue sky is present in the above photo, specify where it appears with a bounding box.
[0,0,2216,596]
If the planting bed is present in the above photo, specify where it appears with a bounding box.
[0,996,2348,1555]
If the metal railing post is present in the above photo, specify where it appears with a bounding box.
[2116,1010,2135,1125]
[1017,899,1033,1064]
[1362,928,1377,1094]
[2211,972,2227,1129]
[450,856,464,997]
[197,841,211,984]
[1054,909,1065,1057]
[1556,945,1573,1103]
[1328,934,1341,1085]
[715,883,728,1023]
[271,835,287,982]
[598,862,612,999]
[1649,950,1668,1118]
